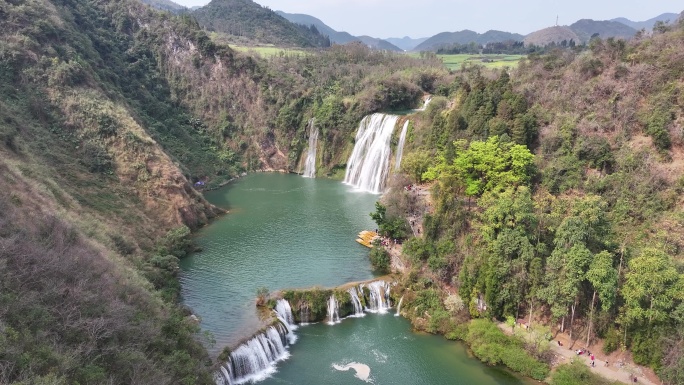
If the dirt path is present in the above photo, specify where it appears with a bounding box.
[498,323,660,385]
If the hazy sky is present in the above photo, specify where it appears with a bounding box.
[177,0,680,38]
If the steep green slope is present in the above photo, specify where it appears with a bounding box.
[192,0,330,47]
[0,0,449,381]
[392,18,684,385]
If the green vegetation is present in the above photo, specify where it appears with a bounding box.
[466,320,549,380]
[1,0,684,381]
[227,44,308,57]
[550,360,622,385]
[392,18,684,384]
[369,244,391,273]
[409,53,524,70]
[192,0,330,48]
[370,202,409,239]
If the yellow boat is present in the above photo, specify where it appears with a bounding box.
[356,230,379,248]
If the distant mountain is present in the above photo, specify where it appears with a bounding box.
[611,13,680,31]
[276,11,402,51]
[357,36,402,51]
[570,19,637,42]
[192,0,330,47]
[414,30,524,52]
[524,26,580,47]
[276,11,360,44]
[385,36,429,51]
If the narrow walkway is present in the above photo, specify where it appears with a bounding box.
[498,323,660,385]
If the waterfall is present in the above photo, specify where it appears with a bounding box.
[327,295,340,324]
[394,120,410,171]
[274,299,297,343]
[303,118,318,178]
[416,96,432,111]
[365,281,391,314]
[395,295,404,317]
[299,304,310,325]
[347,287,365,317]
[216,324,290,385]
[344,113,400,194]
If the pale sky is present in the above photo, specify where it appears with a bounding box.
[178,0,681,38]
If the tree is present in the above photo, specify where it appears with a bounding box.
[478,186,537,318]
[622,248,683,327]
[370,202,408,239]
[538,194,609,338]
[369,244,391,273]
[585,251,618,346]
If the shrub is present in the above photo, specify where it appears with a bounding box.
[466,320,549,380]
[550,359,615,385]
[369,246,391,274]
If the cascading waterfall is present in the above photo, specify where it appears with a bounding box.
[394,120,410,171]
[347,287,365,317]
[299,304,310,325]
[344,113,400,194]
[365,281,391,313]
[302,118,318,178]
[326,295,340,324]
[395,295,404,317]
[274,299,297,343]
[416,96,432,111]
[215,324,290,385]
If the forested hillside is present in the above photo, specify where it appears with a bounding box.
[0,0,444,382]
[1,0,683,382]
[385,16,684,384]
[192,0,331,47]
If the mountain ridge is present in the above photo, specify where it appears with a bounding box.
[276,10,401,51]
[192,0,330,47]
[275,11,360,44]
[611,12,680,30]
[414,29,525,51]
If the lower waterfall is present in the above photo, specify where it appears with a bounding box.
[302,118,318,178]
[215,324,291,385]
[394,120,410,171]
[327,295,340,324]
[216,300,298,385]
[395,295,404,317]
[347,287,365,317]
[365,281,391,313]
[274,299,297,343]
[344,113,400,194]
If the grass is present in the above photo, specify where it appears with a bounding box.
[228,45,308,57]
[409,53,524,70]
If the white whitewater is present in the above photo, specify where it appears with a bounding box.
[395,295,404,317]
[274,299,297,343]
[416,96,432,111]
[365,281,391,314]
[327,295,340,324]
[344,113,400,194]
[216,324,290,385]
[299,304,311,325]
[347,287,365,317]
[303,118,318,178]
[394,120,410,171]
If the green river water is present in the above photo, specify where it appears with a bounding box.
[180,173,533,385]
